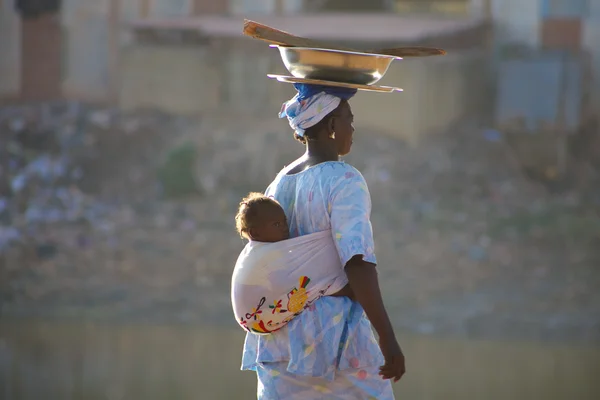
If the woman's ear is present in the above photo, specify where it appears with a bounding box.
[327,116,336,135]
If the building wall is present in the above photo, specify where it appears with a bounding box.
[191,0,229,14]
[0,0,229,103]
[397,0,470,15]
[483,0,599,102]
[490,0,542,47]
[352,50,490,144]
[118,43,222,114]
[118,37,489,144]
[60,0,113,101]
[149,0,192,17]
[61,0,294,102]
[582,0,600,101]
[0,1,21,99]
[20,13,62,100]
[6,0,594,106]
[229,0,304,15]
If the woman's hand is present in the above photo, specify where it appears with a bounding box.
[378,336,406,382]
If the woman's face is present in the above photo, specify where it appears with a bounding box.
[332,101,355,156]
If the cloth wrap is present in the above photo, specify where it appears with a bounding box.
[231,230,349,334]
[279,83,357,137]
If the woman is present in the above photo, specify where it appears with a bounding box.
[242,83,405,399]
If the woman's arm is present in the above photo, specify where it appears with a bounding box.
[345,256,393,339]
[328,284,355,300]
[345,256,406,382]
[327,166,405,381]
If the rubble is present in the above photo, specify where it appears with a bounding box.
[0,102,599,342]
[0,102,179,250]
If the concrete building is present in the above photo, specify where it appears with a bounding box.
[473,0,600,99]
[0,0,228,102]
[1,0,597,140]
[0,0,483,103]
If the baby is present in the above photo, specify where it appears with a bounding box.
[231,192,354,334]
[235,192,290,243]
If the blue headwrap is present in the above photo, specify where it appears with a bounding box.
[292,83,358,101]
[279,83,357,137]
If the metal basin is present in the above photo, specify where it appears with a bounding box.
[275,46,396,86]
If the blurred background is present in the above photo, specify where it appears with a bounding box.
[1,0,600,399]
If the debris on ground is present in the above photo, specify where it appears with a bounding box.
[1,103,599,342]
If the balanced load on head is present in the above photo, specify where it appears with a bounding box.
[242,19,446,93]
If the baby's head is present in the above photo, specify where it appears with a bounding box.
[235,192,290,243]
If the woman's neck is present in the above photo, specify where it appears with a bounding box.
[305,142,339,164]
[286,141,339,175]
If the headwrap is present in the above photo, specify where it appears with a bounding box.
[279,83,357,137]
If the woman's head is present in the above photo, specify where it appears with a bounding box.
[279,84,357,157]
[235,192,289,242]
[297,99,355,156]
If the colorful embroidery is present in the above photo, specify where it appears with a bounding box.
[238,276,333,335]
[244,297,266,321]
[250,319,270,334]
[269,299,285,314]
[287,276,310,313]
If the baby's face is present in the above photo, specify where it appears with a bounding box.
[250,204,290,243]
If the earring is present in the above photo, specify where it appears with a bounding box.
[329,131,336,139]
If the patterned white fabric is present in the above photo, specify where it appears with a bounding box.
[279,92,341,137]
[231,230,349,334]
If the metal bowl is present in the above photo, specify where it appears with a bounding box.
[275,46,396,86]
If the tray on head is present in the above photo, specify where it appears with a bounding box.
[274,45,395,86]
[267,74,403,93]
